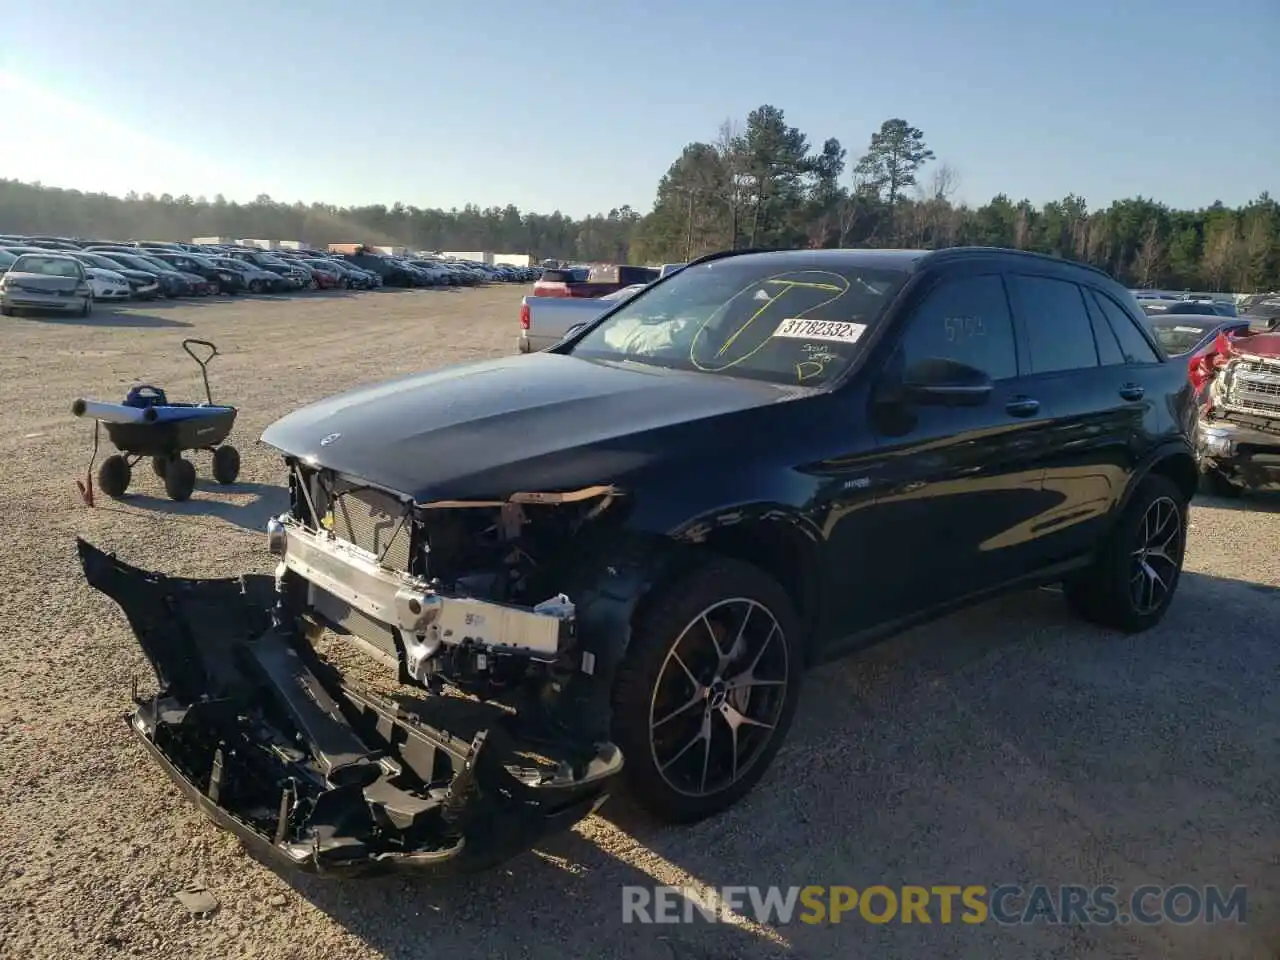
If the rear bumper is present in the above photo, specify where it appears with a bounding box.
[519,332,557,353]
[77,537,621,878]
[1196,414,1280,488]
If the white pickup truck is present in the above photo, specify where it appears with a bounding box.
[517,283,647,353]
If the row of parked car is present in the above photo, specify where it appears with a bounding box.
[0,233,537,309]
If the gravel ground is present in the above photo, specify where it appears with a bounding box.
[0,286,1275,960]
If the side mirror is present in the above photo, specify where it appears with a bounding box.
[899,357,993,406]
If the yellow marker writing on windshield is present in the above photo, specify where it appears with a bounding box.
[692,271,851,373]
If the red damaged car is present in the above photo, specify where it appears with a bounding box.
[303,260,345,290]
[1190,316,1280,497]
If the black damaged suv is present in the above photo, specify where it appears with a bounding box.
[80,246,1197,875]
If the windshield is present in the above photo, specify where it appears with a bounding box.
[0,250,17,268]
[566,257,907,387]
[1164,301,1218,316]
[134,254,175,272]
[100,253,150,272]
[1150,320,1217,355]
[13,255,82,278]
[77,253,120,270]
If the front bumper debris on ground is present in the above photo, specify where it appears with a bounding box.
[77,538,622,877]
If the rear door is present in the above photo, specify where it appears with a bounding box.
[1003,272,1146,564]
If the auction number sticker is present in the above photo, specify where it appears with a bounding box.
[772,318,867,344]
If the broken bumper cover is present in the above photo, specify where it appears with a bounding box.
[77,538,622,877]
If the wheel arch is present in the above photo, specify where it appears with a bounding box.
[556,505,823,739]
[1117,441,1198,516]
[681,510,823,654]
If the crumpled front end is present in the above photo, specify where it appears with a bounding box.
[78,538,621,877]
[1194,332,1280,490]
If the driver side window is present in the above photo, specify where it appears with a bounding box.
[897,274,1018,381]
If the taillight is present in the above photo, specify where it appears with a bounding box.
[1188,331,1235,393]
[519,303,530,330]
[1188,351,1213,392]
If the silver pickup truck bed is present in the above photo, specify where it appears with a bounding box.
[518,284,646,353]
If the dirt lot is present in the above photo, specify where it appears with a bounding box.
[0,285,1276,960]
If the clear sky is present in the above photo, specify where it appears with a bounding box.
[1,0,1275,219]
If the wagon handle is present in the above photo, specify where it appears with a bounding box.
[182,339,218,404]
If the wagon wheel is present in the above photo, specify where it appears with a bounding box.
[164,457,197,501]
[97,455,131,498]
[211,445,241,485]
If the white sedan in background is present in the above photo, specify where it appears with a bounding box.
[85,267,132,301]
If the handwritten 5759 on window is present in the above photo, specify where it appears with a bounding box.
[772,318,868,343]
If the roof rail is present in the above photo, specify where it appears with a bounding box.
[683,247,784,267]
[926,245,1113,279]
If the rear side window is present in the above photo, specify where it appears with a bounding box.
[897,273,1018,380]
[1089,291,1161,363]
[1005,274,1099,373]
[1082,294,1126,365]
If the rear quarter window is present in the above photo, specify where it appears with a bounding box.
[1089,290,1161,363]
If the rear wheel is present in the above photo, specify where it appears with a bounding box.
[97,455,131,498]
[0,305,14,317]
[164,457,196,501]
[1064,473,1188,632]
[81,297,93,317]
[611,558,802,823]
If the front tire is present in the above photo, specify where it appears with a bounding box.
[611,558,802,823]
[1064,473,1188,633]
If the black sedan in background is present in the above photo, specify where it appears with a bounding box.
[85,249,192,297]
[147,251,246,295]
[1145,313,1251,357]
[62,250,163,300]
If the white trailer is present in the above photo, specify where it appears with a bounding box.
[493,253,531,268]
[443,251,493,264]
[242,238,280,250]
[191,236,237,245]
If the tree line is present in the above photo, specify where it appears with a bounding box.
[0,178,639,265]
[1,106,1276,290]
[630,107,1279,292]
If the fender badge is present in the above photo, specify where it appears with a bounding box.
[319,433,341,446]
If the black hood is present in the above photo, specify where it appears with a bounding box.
[259,353,802,502]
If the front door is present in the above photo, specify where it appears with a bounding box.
[820,270,1056,641]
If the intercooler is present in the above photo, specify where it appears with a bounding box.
[1223,356,1280,419]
